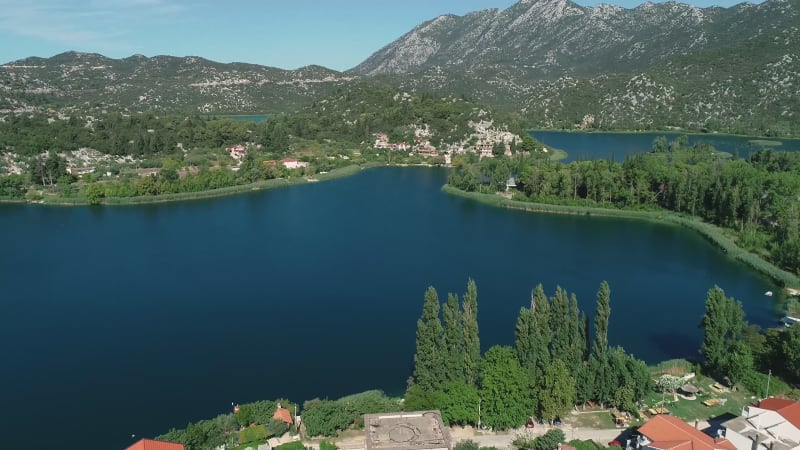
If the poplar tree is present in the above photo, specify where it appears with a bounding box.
[443,292,465,383]
[531,284,552,377]
[539,359,576,423]
[549,286,571,365]
[412,286,445,392]
[463,278,481,386]
[515,306,535,371]
[567,294,584,372]
[700,286,750,383]
[592,281,611,359]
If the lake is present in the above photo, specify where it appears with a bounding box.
[0,167,781,450]
[531,130,800,161]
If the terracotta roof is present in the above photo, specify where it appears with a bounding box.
[639,415,735,450]
[758,398,800,429]
[273,407,293,425]
[125,438,184,450]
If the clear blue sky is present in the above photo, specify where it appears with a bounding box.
[0,0,762,70]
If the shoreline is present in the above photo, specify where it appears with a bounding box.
[2,164,371,207]
[0,162,443,207]
[441,184,800,289]
[528,128,800,141]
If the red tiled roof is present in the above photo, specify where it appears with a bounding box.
[283,157,298,162]
[273,407,293,425]
[758,398,800,429]
[125,438,184,450]
[639,415,735,450]
[647,440,691,450]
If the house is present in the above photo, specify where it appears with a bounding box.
[374,133,390,149]
[637,415,736,450]
[264,160,278,167]
[282,158,309,169]
[125,438,184,450]
[227,144,247,159]
[722,398,800,450]
[136,168,161,177]
[67,166,96,176]
[273,404,294,425]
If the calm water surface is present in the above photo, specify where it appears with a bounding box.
[0,168,781,450]
[532,131,800,161]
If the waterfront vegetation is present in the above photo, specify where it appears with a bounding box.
[156,279,800,450]
[448,138,800,280]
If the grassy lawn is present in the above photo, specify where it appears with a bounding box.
[641,376,756,423]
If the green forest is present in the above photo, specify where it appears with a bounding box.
[155,279,800,450]
[448,139,800,277]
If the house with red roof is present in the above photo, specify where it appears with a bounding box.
[722,398,800,450]
[273,405,294,425]
[227,144,247,159]
[125,438,184,450]
[637,415,736,450]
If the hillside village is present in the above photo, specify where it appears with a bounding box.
[373,119,539,165]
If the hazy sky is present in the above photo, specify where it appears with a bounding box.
[0,0,761,70]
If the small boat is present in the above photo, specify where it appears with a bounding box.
[765,291,773,296]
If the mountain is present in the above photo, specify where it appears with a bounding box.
[352,0,799,79]
[0,52,355,113]
[2,0,799,136]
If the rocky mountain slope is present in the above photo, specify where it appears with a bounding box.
[353,0,799,79]
[1,0,799,136]
[0,52,355,113]
[381,23,800,135]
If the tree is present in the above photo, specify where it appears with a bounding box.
[301,399,354,437]
[411,287,445,392]
[479,346,532,430]
[535,429,566,450]
[592,281,611,359]
[538,359,576,423]
[443,293,465,383]
[781,324,800,384]
[655,374,683,393]
[700,286,750,383]
[463,279,481,386]
[438,381,479,426]
[549,287,572,366]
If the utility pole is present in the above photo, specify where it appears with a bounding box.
[765,369,772,399]
[478,397,482,430]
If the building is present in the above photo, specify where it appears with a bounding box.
[364,411,451,450]
[274,404,294,425]
[722,398,800,450]
[67,166,96,176]
[125,438,184,450]
[227,144,247,159]
[375,133,390,149]
[282,157,309,169]
[637,415,735,450]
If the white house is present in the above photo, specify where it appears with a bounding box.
[722,398,800,450]
[282,157,309,169]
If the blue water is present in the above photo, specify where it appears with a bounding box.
[0,168,780,450]
[531,131,800,162]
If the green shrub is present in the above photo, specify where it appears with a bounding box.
[320,441,338,450]
[274,441,307,450]
[455,440,480,450]
[739,370,791,396]
[239,425,270,444]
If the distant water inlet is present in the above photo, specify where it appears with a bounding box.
[0,167,780,450]
[531,130,800,161]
